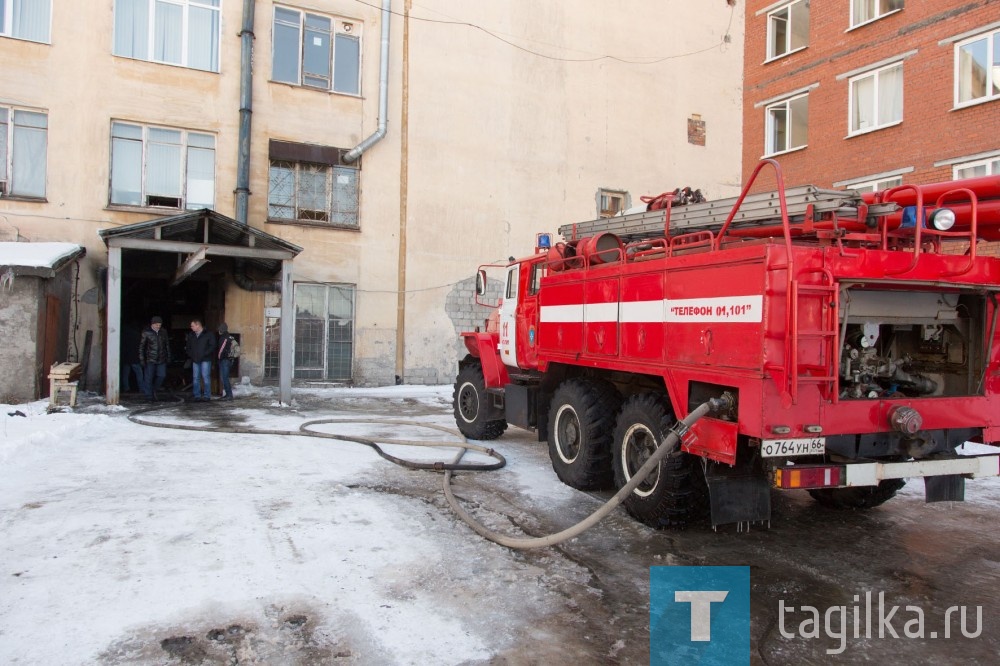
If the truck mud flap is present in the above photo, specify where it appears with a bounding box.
[924,475,965,502]
[704,466,771,528]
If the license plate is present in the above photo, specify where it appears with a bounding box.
[761,437,826,458]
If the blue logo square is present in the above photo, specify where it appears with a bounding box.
[650,566,750,665]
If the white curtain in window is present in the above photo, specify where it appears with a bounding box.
[877,65,903,125]
[114,0,149,58]
[12,0,50,43]
[852,76,874,132]
[188,4,219,72]
[146,128,181,197]
[186,144,215,209]
[111,138,142,205]
[154,0,183,64]
[853,0,874,24]
[11,112,47,198]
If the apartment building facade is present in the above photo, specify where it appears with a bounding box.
[743,0,999,194]
[0,0,744,398]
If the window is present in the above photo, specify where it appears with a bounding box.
[598,189,627,218]
[293,283,354,381]
[849,62,903,134]
[851,0,903,28]
[847,176,902,194]
[955,28,1000,107]
[268,161,359,227]
[272,6,361,95]
[0,107,47,198]
[113,0,221,72]
[767,0,809,60]
[0,0,50,43]
[954,156,1000,180]
[765,94,808,155]
[109,121,215,209]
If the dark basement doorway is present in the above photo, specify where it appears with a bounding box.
[118,248,226,396]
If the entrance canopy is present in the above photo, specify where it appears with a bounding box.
[99,209,302,405]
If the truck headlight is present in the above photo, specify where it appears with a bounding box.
[929,208,956,231]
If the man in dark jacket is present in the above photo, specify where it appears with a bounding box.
[139,316,171,401]
[185,318,216,402]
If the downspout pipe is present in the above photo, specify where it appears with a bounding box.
[343,0,391,163]
[235,0,255,224]
[233,1,280,291]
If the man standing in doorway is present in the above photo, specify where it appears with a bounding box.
[139,316,171,402]
[185,318,216,402]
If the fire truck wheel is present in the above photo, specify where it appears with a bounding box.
[612,394,709,528]
[453,361,508,440]
[807,479,906,510]
[546,379,621,490]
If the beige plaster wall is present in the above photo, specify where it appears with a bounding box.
[0,0,743,389]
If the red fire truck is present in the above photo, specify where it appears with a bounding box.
[453,161,1000,528]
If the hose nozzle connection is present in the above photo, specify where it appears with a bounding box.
[708,392,736,418]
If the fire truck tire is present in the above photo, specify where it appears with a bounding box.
[807,479,906,510]
[612,394,708,528]
[547,379,621,490]
[453,361,507,441]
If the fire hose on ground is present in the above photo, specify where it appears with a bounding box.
[128,399,718,550]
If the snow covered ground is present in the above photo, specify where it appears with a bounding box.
[0,385,619,665]
[1,384,999,665]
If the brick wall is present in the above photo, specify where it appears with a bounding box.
[743,1,999,191]
[742,1,1000,257]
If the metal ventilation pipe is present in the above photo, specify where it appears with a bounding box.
[343,0,391,162]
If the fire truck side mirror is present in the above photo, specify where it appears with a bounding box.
[475,269,487,296]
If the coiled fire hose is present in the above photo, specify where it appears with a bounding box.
[129,399,717,550]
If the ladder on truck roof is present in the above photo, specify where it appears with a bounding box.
[559,185,898,242]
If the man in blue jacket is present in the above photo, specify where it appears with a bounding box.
[185,319,216,402]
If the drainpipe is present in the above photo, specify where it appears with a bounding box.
[343,0,392,163]
[232,1,279,291]
[395,0,410,383]
[235,0,255,224]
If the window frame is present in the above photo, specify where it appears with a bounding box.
[267,159,360,229]
[953,27,1000,109]
[108,120,216,211]
[597,188,628,218]
[0,105,48,200]
[844,175,903,194]
[271,5,362,96]
[291,282,355,382]
[849,0,904,30]
[112,0,221,72]
[0,0,51,43]
[953,156,1000,180]
[848,61,904,137]
[764,92,809,156]
[765,0,809,62]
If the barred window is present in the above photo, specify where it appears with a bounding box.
[268,159,359,227]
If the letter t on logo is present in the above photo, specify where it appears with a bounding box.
[675,591,729,641]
